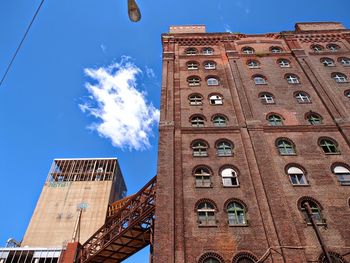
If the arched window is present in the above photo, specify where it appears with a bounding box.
[311,44,324,52]
[204,61,216,70]
[209,94,223,105]
[226,201,247,225]
[319,138,339,154]
[242,47,255,54]
[247,60,260,68]
[332,72,348,83]
[203,258,220,263]
[187,61,199,70]
[267,114,283,126]
[299,198,323,224]
[320,57,335,67]
[197,201,216,226]
[190,115,205,127]
[332,165,350,185]
[259,92,275,104]
[306,112,323,125]
[253,75,267,85]
[277,59,290,68]
[319,251,347,263]
[327,43,340,52]
[294,92,311,103]
[345,90,350,99]
[187,76,201,86]
[194,166,212,187]
[212,115,227,127]
[232,252,258,263]
[338,57,350,66]
[189,94,203,105]
[186,47,198,55]
[192,140,208,157]
[276,139,295,155]
[285,74,300,84]
[202,47,214,55]
[216,140,233,156]
[198,253,224,263]
[207,77,219,86]
[270,46,283,53]
[220,167,239,187]
[287,166,307,185]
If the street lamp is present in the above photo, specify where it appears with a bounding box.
[128,0,141,22]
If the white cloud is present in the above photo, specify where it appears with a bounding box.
[225,24,232,33]
[145,66,156,78]
[100,44,107,53]
[79,57,160,151]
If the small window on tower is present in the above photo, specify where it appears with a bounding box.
[209,94,223,105]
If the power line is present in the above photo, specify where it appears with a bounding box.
[0,0,46,87]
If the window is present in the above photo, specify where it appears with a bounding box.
[192,140,208,157]
[259,92,275,104]
[190,115,205,127]
[332,165,350,185]
[339,57,350,66]
[295,92,311,103]
[253,75,267,85]
[187,61,199,70]
[226,201,246,225]
[311,44,324,52]
[319,138,339,154]
[194,167,212,187]
[199,253,224,263]
[300,199,323,224]
[189,94,203,105]
[207,77,219,86]
[197,201,216,226]
[212,115,227,127]
[332,72,348,83]
[307,113,323,125]
[186,47,198,55]
[287,166,307,185]
[319,251,347,263]
[242,47,255,54]
[202,47,214,55]
[327,44,340,52]
[270,46,283,53]
[276,139,295,155]
[247,60,260,68]
[221,167,239,187]
[277,59,290,68]
[285,74,300,84]
[320,57,335,66]
[203,258,220,263]
[267,114,283,126]
[345,90,350,99]
[209,94,223,105]
[187,76,201,86]
[232,253,258,263]
[216,140,233,156]
[204,61,216,70]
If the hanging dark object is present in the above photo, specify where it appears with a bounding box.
[128,0,141,22]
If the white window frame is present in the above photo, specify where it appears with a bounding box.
[242,47,254,54]
[260,93,274,104]
[333,73,348,83]
[202,47,214,55]
[221,168,239,187]
[295,92,311,103]
[187,62,199,70]
[189,95,203,105]
[287,167,307,185]
[209,95,223,105]
[333,166,350,185]
[204,61,216,70]
[278,59,290,68]
[286,75,300,84]
[247,60,259,68]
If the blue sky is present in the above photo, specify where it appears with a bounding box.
[0,0,349,261]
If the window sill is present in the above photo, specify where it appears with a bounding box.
[261,102,276,105]
[255,83,268,85]
[339,182,350,186]
[324,152,341,155]
[297,101,312,104]
[279,153,297,156]
[223,185,240,188]
[198,224,218,228]
[292,184,310,187]
[248,67,260,69]
[228,224,248,227]
[195,185,213,188]
[335,81,349,84]
[306,222,327,227]
[193,155,209,158]
[217,154,234,157]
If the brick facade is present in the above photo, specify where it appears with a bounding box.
[154,23,350,263]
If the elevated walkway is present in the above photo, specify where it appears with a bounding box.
[79,176,157,263]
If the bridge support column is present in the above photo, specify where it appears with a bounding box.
[60,242,81,263]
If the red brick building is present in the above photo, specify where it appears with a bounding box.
[153,22,350,263]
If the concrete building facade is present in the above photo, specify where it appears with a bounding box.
[154,22,350,263]
[22,158,126,248]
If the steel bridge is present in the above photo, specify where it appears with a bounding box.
[79,176,157,263]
